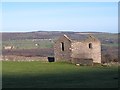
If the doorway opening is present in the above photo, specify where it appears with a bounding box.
[48,57,55,62]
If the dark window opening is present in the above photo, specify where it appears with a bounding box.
[89,43,92,49]
[48,57,55,62]
[61,42,64,51]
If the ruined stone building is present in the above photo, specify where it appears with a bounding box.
[54,34,101,65]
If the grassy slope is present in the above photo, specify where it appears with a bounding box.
[2,61,118,88]
[2,39,53,49]
[2,33,118,50]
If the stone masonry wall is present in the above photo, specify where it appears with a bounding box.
[54,35,101,64]
[71,38,101,63]
[83,37,101,63]
[54,35,71,62]
[91,41,101,63]
[71,41,92,62]
[1,55,48,62]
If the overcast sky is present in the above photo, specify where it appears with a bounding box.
[1,2,118,33]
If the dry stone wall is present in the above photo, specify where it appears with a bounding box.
[1,55,48,62]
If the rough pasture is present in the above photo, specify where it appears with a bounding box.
[2,61,118,88]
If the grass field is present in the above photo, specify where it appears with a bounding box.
[2,39,53,49]
[2,61,118,88]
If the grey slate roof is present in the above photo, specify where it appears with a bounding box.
[63,34,90,41]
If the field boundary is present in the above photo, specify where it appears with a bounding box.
[1,55,48,62]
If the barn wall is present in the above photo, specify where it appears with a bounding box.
[54,35,101,64]
[71,41,93,62]
[71,39,101,63]
[84,37,101,63]
[91,41,101,63]
[54,35,71,62]
[72,58,93,65]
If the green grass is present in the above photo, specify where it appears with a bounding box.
[102,43,118,47]
[2,39,53,49]
[2,61,118,88]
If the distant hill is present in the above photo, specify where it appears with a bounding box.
[1,31,118,41]
[1,31,118,49]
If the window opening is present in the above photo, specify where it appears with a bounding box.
[89,43,92,49]
[61,42,64,51]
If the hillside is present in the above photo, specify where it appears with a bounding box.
[1,31,118,40]
[1,31,119,63]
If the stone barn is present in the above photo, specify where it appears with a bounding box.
[54,34,101,65]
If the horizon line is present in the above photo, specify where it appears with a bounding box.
[0,30,118,34]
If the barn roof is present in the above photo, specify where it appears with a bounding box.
[54,33,100,43]
[62,34,96,41]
